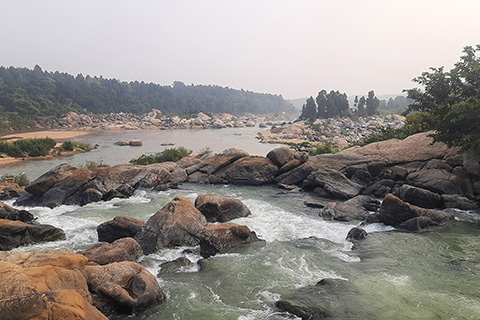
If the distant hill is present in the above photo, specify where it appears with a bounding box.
[0,65,295,130]
[288,97,308,110]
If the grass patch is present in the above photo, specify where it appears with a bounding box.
[130,147,192,165]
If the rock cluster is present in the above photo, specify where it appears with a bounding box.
[258,115,405,149]
[36,111,294,131]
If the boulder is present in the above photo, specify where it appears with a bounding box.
[406,168,466,196]
[441,194,478,210]
[158,257,193,274]
[346,227,367,241]
[397,216,438,231]
[275,160,319,186]
[114,141,129,146]
[0,201,34,222]
[0,219,66,250]
[320,195,380,221]
[128,139,143,146]
[266,146,295,167]
[97,216,145,243]
[378,194,454,228]
[86,261,166,316]
[79,237,143,265]
[195,194,251,222]
[218,148,249,157]
[135,196,208,254]
[199,223,259,258]
[309,167,363,200]
[397,184,443,209]
[361,179,396,197]
[463,151,480,179]
[24,163,79,197]
[0,182,26,200]
[220,156,278,185]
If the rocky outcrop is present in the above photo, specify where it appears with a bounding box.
[218,156,279,185]
[15,162,188,208]
[397,184,443,209]
[135,196,208,254]
[195,194,251,222]
[378,194,454,230]
[320,195,380,222]
[79,237,143,265]
[0,201,34,222]
[199,223,259,258]
[97,216,145,243]
[0,219,66,250]
[158,257,193,274]
[0,182,26,200]
[85,261,165,316]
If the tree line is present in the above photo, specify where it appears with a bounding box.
[299,89,381,121]
[0,65,294,130]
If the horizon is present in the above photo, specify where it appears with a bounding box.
[1,1,479,100]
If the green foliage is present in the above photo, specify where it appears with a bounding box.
[299,90,352,121]
[405,45,480,152]
[366,90,380,116]
[0,66,295,131]
[62,140,91,152]
[299,97,317,121]
[130,147,192,165]
[1,173,30,186]
[0,137,56,157]
[287,141,338,156]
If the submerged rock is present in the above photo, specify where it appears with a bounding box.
[346,227,368,241]
[158,257,193,274]
[195,194,251,222]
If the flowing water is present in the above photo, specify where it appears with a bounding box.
[3,128,480,319]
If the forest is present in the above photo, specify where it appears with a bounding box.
[0,65,294,130]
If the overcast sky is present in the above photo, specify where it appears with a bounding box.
[1,0,479,99]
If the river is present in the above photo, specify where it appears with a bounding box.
[3,127,480,319]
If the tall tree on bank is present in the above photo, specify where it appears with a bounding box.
[405,45,480,152]
[316,90,327,118]
[357,96,366,116]
[366,90,379,116]
[299,96,317,121]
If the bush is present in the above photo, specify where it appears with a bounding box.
[1,173,30,186]
[62,140,91,152]
[62,140,74,151]
[130,147,192,165]
[287,141,338,156]
[0,137,56,157]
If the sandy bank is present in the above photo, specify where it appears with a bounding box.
[1,130,92,141]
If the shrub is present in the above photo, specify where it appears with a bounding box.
[1,173,30,186]
[0,137,56,157]
[130,147,192,165]
[62,140,74,151]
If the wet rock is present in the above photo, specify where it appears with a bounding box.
[158,257,193,274]
[320,195,380,221]
[199,223,259,258]
[195,194,251,222]
[276,278,373,320]
[406,168,465,195]
[114,141,129,146]
[303,200,325,208]
[362,179,396,197]
[79,237,143,265]
[102,183,135,202]
[135,196,208,254]
[266,146,295,167]
[397,184,443,209]
[97,216,145,243]
[24,163,79,197]
[346,227,367,241]
[441,194,478,210]
[309,167,362,200]
[0,219,66,250]
[86,261,166,316]
[378,194,454,228]
[128,139,143,146]
[0,201,34,222]
[397,216,438,231]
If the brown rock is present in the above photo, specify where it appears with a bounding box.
[79,237,143,265]
[378,194,454,227]
[0,201,34,222]
[221,156,278,185]
[195,194,251,222]
[0,219,66,250]
[97,216,145,243]
[86,261,166,315]
[266,146,295,167]
[199,223,259,258]
[135,196,208,254]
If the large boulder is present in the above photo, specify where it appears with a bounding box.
[378,194,454,228]
[0,250,107,320]
[307,167,363,200]
[0,219,66,250]
[24,163,80,197]
[0,201,34,222]
[135,196,208,254]
[195,194,251,222]
[397,184,443,209]
[266,146,295,167]
[320,195,380,221]
[406,168,466,196]
[97,216,145,243]
[199,223,259,258]
[86,261,166,316]
[219,156,279,185]
[79,237,143,265]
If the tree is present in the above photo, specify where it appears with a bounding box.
[316,90,327,118]
[405,45,480,152]
[299,96,317,121]
[357,96,366,116]
[366,90,379,116]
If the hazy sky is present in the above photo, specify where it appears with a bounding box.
[1,0,479,99]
